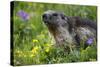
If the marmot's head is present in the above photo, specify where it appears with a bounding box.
[42,10,68,28]
[42,10,74,46]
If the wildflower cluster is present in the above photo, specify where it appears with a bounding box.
[17,10,30,21]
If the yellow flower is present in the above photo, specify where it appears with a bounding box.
[30,54,35,57]
[31,46,39,57]
[16,50,23,57]
[16,50,23,55]
[45,47,50,53]
[45,48,49,52]
[32,39,38,43]
[32,46,39,54]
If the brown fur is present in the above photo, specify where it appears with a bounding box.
[42,10,97,48]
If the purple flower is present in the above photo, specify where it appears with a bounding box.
[17,10,30,21]
[86,37,94,45]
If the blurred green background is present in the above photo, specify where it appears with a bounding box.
[11,1,97,66]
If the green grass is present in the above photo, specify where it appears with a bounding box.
[11,1,97,66]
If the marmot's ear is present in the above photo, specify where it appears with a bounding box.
[60,13,68,21]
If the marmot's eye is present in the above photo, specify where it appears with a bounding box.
[61,16,65,19]
[52,13,58,16]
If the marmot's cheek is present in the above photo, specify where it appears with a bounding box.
[56,19,60,22]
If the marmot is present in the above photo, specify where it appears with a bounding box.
[42,10,97,49]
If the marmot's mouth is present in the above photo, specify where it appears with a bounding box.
[44,21,49,25]
[42,19,50,24]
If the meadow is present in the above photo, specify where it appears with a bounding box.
[11,1,97,66]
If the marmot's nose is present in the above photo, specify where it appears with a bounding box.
[42,13,52,21]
